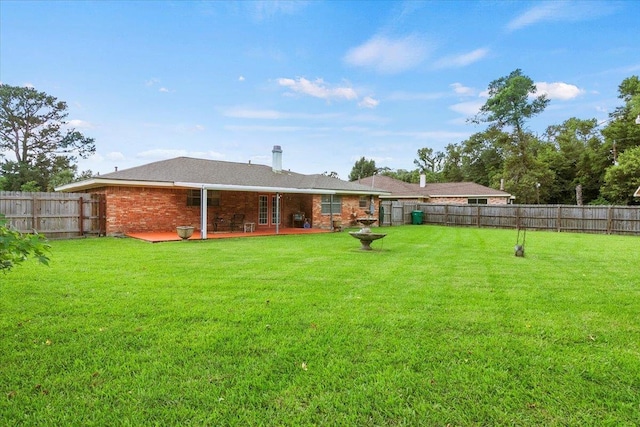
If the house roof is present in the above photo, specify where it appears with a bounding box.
[56,157,390,195]
[635,185,640,198]
[356,175,513,199]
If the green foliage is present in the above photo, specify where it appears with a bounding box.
[348,156,377,181]
[0,215,50,272]
[601,146,640,205]
[473,69,549,136]
[442,128,507,186]
[541,118,608,204]
[2,228,639,424]
[414,147,444,174]
[0,84,95,191]
[380,168,420,183]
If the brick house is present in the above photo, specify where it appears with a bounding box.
[357,175,513,204]
[56,146,389,238]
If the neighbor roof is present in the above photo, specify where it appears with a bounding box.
[357,175,513,199]
[56,157,389,195]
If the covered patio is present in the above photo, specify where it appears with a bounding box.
[126,226,331,242]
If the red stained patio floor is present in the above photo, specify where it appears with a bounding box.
[127,227,332,242]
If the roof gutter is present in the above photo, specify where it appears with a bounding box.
[56,178,390,196]
[55,178,176,192]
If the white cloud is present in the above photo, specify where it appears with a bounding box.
[450,83,475,96]
[238,75,245,82]
[507,1,616,31]
[159,87,170,93]
[450,101,484,116]
[277,77,358,101]
[344,35,431,74]
[358,96,380,109]
[535,82,584,100]
[433,48,489,69]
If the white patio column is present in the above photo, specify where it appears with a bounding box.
[200,187,208,239]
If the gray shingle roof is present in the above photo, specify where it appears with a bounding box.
[59,157,388,194]
[357,175,512,198]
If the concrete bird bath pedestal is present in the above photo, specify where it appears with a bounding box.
[349,218,387,251]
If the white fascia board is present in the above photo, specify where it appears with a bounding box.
[336,190,391,196]
[56,179,175,192]
[176,182,335,194]
[429,194,511,198]
[634,186,640,198]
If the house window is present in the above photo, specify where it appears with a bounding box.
[359,196,368,208]
[321,195,342,214]
[468,198,488,205]
[187,190,220,207]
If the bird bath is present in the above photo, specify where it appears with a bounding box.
[349,218,387,250]
[176,226,195,240]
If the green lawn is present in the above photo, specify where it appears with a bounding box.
[2,226,639,426]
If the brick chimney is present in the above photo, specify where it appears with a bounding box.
[272,145,282,173]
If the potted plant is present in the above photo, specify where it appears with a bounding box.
[176,225,195,240]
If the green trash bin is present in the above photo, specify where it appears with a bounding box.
[411,210,423,225]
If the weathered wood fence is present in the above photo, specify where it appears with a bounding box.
[0,191,106,239]
[381,201,640,236]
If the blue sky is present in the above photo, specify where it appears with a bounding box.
[2,1,639,180]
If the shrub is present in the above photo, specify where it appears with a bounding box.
[0,214,50,272]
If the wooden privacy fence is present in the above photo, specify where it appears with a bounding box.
[380,201,640,236]
[0,191,106,239]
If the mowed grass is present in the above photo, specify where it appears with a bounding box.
[1,225,639,426]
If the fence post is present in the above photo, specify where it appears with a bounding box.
[32,193,38,232]
[557,205,562,232]
[607,206,613,235]
[79,197,84,236]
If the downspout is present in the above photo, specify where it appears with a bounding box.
[200,187,208,239]
[330,194,333,230]
[275,192,280,234]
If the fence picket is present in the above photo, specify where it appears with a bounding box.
[380,202,640,236]
[0,191,106,238]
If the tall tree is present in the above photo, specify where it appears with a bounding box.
[472,70,551,202]
[601,76,640,163]
[542,118,608,204]
[348,157,377,181]
[600,146,640,205]
[472,69,549,141]
[0,84,95,191]
[413,147,445,183]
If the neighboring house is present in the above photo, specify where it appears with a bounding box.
[56,146,389,237]
[357,175,513,204]
[635,185,640,198]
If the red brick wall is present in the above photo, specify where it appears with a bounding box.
[97,187,203,234]
[311,194,380,230]
[89,186,381,234]
[428,196,510,205]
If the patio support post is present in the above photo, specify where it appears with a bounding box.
[275,192,280,234]
[200,187,208,239]
[330,194,333,230]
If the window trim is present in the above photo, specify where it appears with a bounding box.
[187,189,220,207]
[321,195,342,215]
